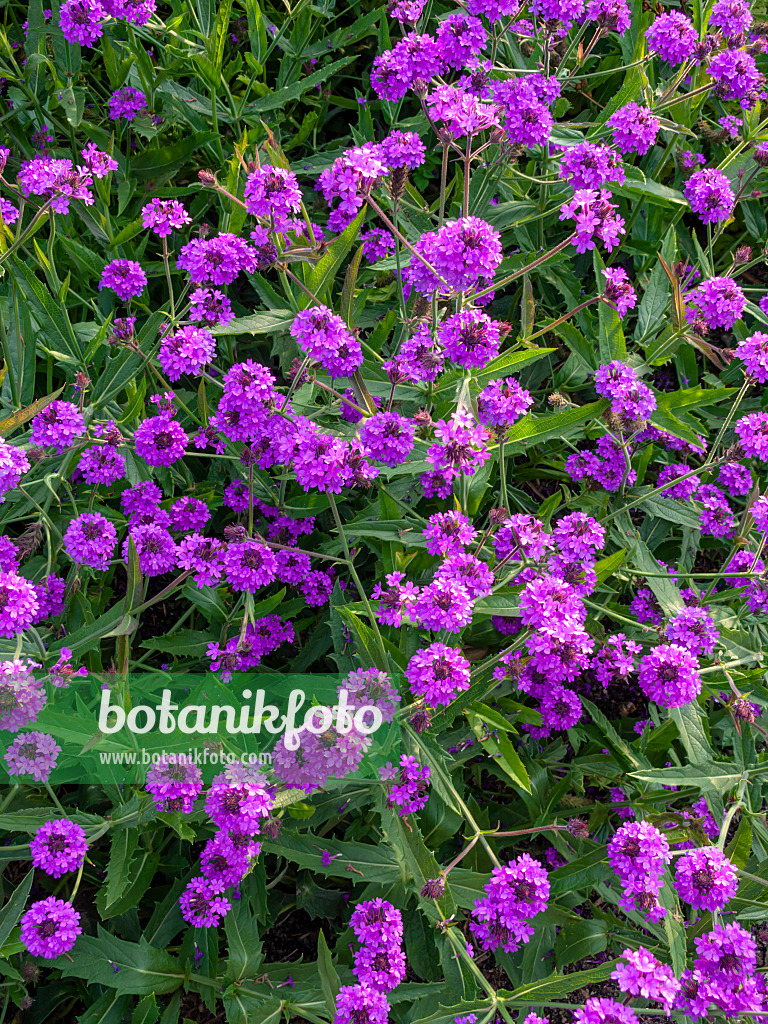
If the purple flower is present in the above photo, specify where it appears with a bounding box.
[718,461,752,495]
[379,130,427,170]
[675,847,737,911]
[134,412,188,466]
[125,523,177,576]
[179,877,231,928]
[78,444,126,485]
[710,0,752,36]
[698,484,735,538]
[290,305,363,378]
[607,103,659,154]
[552,512,605,558]
[406,643,470,706]
[244,166,302,227]
[5,730,59,780]
[108,87,147,121]
[361,229,395,263]
[437,308,501,368]
[177,233,259,284]
[645,10,697,63]
[384,326,444,383]
[353,944,406,992]
[222,540,277,593]
[612,947,681,1012]
[189,288,234,326]
[158,326,216,381]
[638,644,701,708]
[59,0,106,46]
[426,409,491,483]
[370,33,445,102]
[380,755,430,815]
[30,400,85,452]
[407,217,502,295]
[428,85,499,139]
[146,754,203,813]
[205,764,273,834]
[602,268,637,317]
[558,142,624,189]
[709,49,765,109]
[360,412,415,467]
[559,188,625,253]
[665,606,718,655]
[372,571,420,627]
[333,984,389,1024]
[476,377,532,428]
[435,14,487,69]
[736,331,768,382]
[200,832,254,886]
[423,511,477,557]
[469,853,550,954]
[121,481,163,515]
[18,156,94,214]
[30,820,88,878]
[20,898,81,958]
[574,998,635,1024]
[99,258,146,300]
[64,513,117,570]
[350,899,403,946]
[684,168,735,225]
[141,198,191,237]
[0,439,29,502]
[685,276,745,330]
[342,668,400,724]
[657,463,700,501]
[529,0,584,21]
[735,412,768,460]
[594,360,656,421]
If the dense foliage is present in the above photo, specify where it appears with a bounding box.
[1,0,768,1022]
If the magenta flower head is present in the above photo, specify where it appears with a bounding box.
[0,438,29,503]
[290,305,363,378]
[179,877,231,928]
[684,168,735,225]
[685,276,745,330]
[380,755,431,815]
[675,847,737,911]
[64,512,117,570]
[469,853,550,954]
[406,642,471,706]
[638,643,701,708]
[30,400,85,452]
[602,268,637,317]
[5,730,59,780]
[159,325,216,381]
[736,412,768,460]
[709,50,765,109]
[0,575,39,638]
[645,10,697,63]
[134,412,188,466]
[736,331,768,382]
[30,820,88,878]
[124,523,177,577]
[349,897,403,947]
[407,217,502,294]
[359,412,415,467]
[594,361,656,421]
[437,308,501,368]
[59,0,107,46]
[244,166,302,226]
[612,947,680,1012]
[146,754,203,813]
[99,258,147,300]
[423,510,477,556]
[333,984,389,1024]
[665,606,718,656]
[107,86,148,121]
[558,141,624,190]
[574,998,636,1024]
[21,898,81,958]
[607,103,660,155]
[205,764,274,834]
[710,0,752,36]
[142,198,192,237]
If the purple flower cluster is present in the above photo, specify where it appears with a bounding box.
[469,854,550,953]
[607,820,671,921]
[594,361,656,422]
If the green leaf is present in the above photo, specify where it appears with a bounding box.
[60,928,185,994]
[211,310,294,336]
[549,847,612,897]
[505,399,611,450]
[301,207,366,309]
[435,347,556,397]
[726,817,752,870]
[250,56,355,112]
[129,133,219,179]
[131,995,159,1024]
[0,870,33,949]
[670,703,712,764]
[0,385,64,436]
[505,959,619,1001]
[8,256,82,365]
[629,762,744,793]
[102,829,139,910]
[341,245,364,329]
[261,832,400,882]
[554,917,607,968]
[317,931,341,1020]
[224,896,263,983]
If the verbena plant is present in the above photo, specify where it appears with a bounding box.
[0,0,766,1022]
